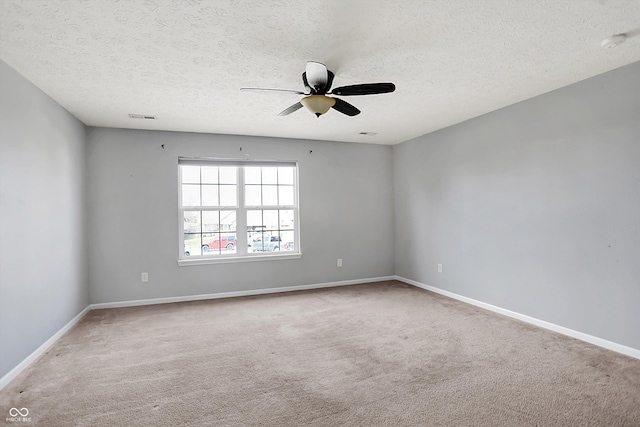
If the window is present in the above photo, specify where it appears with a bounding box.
[178,159,300,264]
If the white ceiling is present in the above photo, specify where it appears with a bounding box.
[1,0,639,145]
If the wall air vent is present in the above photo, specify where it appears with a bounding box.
[359,132,378,136]
[128,114,157,120]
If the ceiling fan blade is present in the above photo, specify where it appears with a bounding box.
[331,98,360,116]
[305,61,328,92]
[241,87,305,95]
[278,102,303,116]
[330,83,396,96]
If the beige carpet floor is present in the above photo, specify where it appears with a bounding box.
[1,281,639,426]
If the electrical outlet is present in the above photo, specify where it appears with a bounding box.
[141,272,149,282]
[438,264,443,273]
[337,259,343,267]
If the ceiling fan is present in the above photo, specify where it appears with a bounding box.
[241,61,395,117]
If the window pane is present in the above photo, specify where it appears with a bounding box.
[183,211,201,234]
[262,167,278,184]
[262,185,278,206]
[202,232,219,254]
[182,184,200,206]
[220,185,237,206]
[265,232,282,252]
[247,210,263,228]
[281,231,295,252]
[249,232,265,252]
[182,166,200,184]
[202,211,219,233]
[184,234,202,256]
[201,167,218,184]
[253,231,282,252]
[220,211,236,232]
[247,210,263,252]
[204,232,237,253]
[263,210,278,230]
[245,185,261,206]
[278,186,294,206]
[249,229,281,252]
[202,185,219,206]
[278,167,294,185]
[219,167,237,184]
[221,233,237,254]
[245,167,261,184]
[280,209,295,230]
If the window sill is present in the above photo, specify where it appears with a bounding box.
[177,252,302,266]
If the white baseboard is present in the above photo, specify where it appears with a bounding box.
[91,276,396,309]
[395,276,640,360]
[0,305,92,390]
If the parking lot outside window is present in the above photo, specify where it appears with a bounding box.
[178,159,300,263]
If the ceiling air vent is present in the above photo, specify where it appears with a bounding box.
[128,114,157,120]
[359,132,378,136]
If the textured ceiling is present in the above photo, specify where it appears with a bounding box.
[1,0,639,145]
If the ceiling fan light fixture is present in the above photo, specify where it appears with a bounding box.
[300,95,336,117]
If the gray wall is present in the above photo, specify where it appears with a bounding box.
[3,56,637,382]
[87,128,394,304]
[0,61,88,379]
[394,61,640,349]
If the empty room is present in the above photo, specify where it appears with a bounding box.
[1,1,639,425]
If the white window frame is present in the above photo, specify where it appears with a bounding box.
[177,158,302,266]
